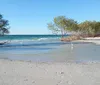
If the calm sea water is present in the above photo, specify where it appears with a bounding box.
[0,35,69,48]
[0,35,69,61]
[0,35,100,62]
[0,35,63,40]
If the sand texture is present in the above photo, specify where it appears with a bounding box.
[0,59,100,85]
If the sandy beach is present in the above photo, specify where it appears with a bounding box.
[0,37,100,85]
[0,59,100,85]
[76,37,100,45]
[1,0,100,84]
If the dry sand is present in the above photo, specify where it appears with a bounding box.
[0,59,100,85]
[76,37,100,45]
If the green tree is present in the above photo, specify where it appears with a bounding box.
[64,18,78,32]
[78,21,95,36]
[47,22,60,34]
[93,22,100,35]
[0,14,9,36]
[47,16,78,37]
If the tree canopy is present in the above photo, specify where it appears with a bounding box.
[0,14,9,36]
[47,16,100,37]
[47,16,78,37]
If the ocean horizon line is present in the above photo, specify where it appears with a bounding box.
[7,34,70,36]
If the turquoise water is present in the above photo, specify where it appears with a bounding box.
[0,35,67,47]
[0,35,63,40]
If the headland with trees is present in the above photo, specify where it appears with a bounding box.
[47,16,100,41]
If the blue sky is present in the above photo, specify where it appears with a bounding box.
[0,0,100,34]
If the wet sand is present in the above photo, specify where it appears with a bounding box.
[0,59,100,85]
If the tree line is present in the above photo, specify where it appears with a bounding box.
[47,16,100,37]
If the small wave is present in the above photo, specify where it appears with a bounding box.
[33,37,60,41]
[37,38,48,41]
[0,36,60,43]
[9,38,58,43]
[0,40,67,48]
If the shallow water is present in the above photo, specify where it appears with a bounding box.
[0,35,100,62]
[0,35,68,61]
[74,43,100,62]
[0,42,100,62]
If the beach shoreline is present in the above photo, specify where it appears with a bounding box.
[0,38,100,62]
[0,36,100,85]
